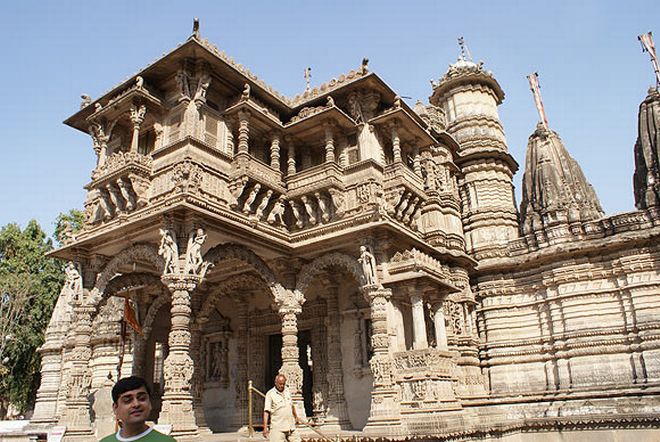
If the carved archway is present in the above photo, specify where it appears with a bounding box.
[196,274,268,325]
[295,252,363,295]
[203,243,287,305]
[142,290,171,338]
[92,243,164,299]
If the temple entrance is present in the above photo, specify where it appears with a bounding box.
[266,330,313,417]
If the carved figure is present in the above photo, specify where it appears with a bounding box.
[328,188,346,218]
[242,183,261,214]
[241,83,250,101]
[300,195,316,225]
[64,262,83,300]
[290,200,304,229]
[158,229,179,275]
[254,189,273,219]
[94,102,103,112]
[358,246,378,287]
[116,178,136,211]
[315,192,330,222]
[229,176,249,208]
[402,197,420,224]
[395,193,411,219]
[80,94,92,109]
[194,72,212,103]
[361,57,369,74]
[267,195,286,226]
[326,96,335,107]
[135,76,144,89]
[185,228,211,277]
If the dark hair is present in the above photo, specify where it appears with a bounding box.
[112,376,151,403]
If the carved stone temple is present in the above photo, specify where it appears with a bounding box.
[27,27,660,441]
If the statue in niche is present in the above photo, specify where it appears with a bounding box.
[64,262,83,300]
[358,246,378,287]
[158,229,179,275]
[185,228,212,277]
[210,341,226,379]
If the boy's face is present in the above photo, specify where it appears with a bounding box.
[112,386,152,426]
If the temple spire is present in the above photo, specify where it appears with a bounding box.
[639,32,660,87]
[527,72,549,129]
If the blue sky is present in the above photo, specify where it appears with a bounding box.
[1,1,658,238]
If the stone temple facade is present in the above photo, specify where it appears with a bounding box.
[26,27,660,441]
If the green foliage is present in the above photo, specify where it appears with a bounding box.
[53,209,84,248]
[0,220,64,416]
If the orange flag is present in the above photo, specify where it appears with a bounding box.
[123,297,142,335]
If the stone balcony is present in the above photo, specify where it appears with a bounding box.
[84,151,152,226]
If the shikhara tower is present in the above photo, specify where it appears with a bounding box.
[26,26,660,442]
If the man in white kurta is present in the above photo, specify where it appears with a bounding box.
[263,374,301,442]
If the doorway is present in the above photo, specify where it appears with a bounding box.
[266,330,313,417]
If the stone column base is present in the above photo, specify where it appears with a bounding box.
[363,389,403,436]
[159,397,199,438]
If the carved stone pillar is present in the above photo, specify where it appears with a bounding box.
[324,121,335,163]
[59,303,95,438]
[310,319,328,423]
[129,104,147,153]
[190,322,209,433]
[287,141,297,175]
[390,121,401,163]
[364,288,401,433]
[431,301,448,350]
[131,333,147,377]
[226,121,235,155]
[158,276,199,437]
[413,145,422,177]
[270,132,281,169]
[324,283,350,428]
[410,292,428,350]
[278,304,304,414]
[237,110,250,154]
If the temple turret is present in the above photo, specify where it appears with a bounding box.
[430,42,519,257]
[519,74,604,242]
[634,32,660,210]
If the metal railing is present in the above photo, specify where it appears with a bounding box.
[247,380,336,441]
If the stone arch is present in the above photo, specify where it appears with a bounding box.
[93,272,165,324]
[295,252,363,295]
[92,243,164,301]
[203,243,287,305]
[196,274,268,325]
[142,290,171,338]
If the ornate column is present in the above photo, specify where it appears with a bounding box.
[363,287,401,433]
[287,140,297,175]
[410,291,428,350]
[278,301,304,415]
[270,132,281,169]
[190,322,210,433]
[323,281,350,428]
[59,301,95,438]
[413,144,422,177]
[390,120,401,163]
[431,301,448,350]
[324,121,336,163]
[225,121,235,155]
[158,276,199,437]
[237,110,250,154]
[129,104,147,153]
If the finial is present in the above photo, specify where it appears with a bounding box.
[527,72,549,129]
[361,57,369,74]
[304,67,312,92]
[241,83,250,101]
[80,94,92,109]
[192,18,200,39]
[638,32,660,87]
[458,36,473,61]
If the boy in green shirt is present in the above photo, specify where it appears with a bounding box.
[99,376,175,441]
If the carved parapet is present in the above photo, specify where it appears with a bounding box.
[286,161,344,195]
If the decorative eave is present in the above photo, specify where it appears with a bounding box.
[223,99,284,130]
[284,105,356,138]
[455,147,519,173]
[65,37,293,133]
[369,107,437,148]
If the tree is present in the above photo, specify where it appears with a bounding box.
[53,209,84,248]
[0,220,64,418]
